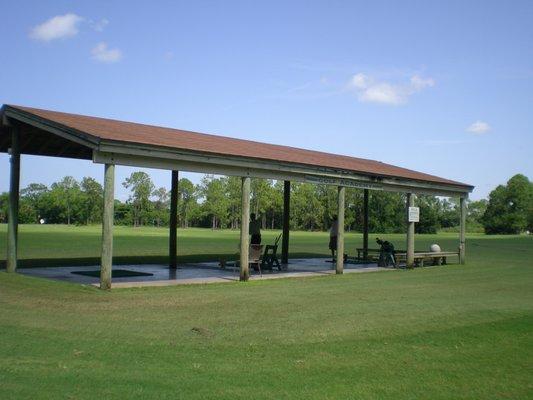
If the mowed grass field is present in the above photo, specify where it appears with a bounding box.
[1,225,532,399]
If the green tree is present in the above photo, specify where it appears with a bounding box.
[483,174,533,234]
[315,185,338,231]
[251,178,275,229]
[224,177,242,229]
[50,177,83,225]
[20,183,49,222]
[123,171,155,227]
[466,199,487,228]
[152,187,170,227]
[268,180,284,229]
[369,192,405,233]
[416,195,440,234]
[0,192,8,223]
[344,189,364,232]
[80,177,103,224]
[438,198,459,228]
[178,178,199,228]
[291,183,324,230]
[200,176,229,229]
[114,200,133,226]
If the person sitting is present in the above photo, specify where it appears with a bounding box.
[249,213,262,245]
[329,215,338,262]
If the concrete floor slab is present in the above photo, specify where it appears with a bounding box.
[18,258,386,288]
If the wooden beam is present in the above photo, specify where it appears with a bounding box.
[240,177,251,281]
[169,170,179,269]
[363,189,369,260]
[406,193,415,268]
[6,126,20,273]
[336,186,345,274]
[100,163,115,290]
[18,131,33,151]
[281,180,290,264]
[0,129,9,149]
[95,144,472,197]
[459,196,466,264]
[35,134,56,154]
[55,141,74,157]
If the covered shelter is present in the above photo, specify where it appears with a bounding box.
[1,104,474,289]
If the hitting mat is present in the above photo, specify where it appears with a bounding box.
[71,269,154,278]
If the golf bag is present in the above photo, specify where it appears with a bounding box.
[376,238,396,267]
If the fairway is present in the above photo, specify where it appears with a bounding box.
[1,228,533,399]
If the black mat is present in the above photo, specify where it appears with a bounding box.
[71,269,154,278]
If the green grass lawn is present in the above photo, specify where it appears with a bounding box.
[1,227,532,399]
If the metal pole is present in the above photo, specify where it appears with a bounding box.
[459,196,466,264]
[240,177,251,281]
[363,189,369,260]
[336,186,345,274]
[100,163,115,289]
[169,170,179,269]
[6,126,20,273]
[281,180,290,264]
[406,193,415,268]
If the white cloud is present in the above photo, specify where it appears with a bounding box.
[89,18,109,32]
[466,121,491,134]
[347,73,435,105]
[349,73,370,89]
[30,13,83,41]
[360,83,404,105]
[91,42,122,63]
[410,75,435,90]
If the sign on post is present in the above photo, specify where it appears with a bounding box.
[408,206,420,222]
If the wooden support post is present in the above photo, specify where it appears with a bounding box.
[169,170,179,269]
[459,196,466,264]
[100,163,115,290]
[240,177,251,281]
[363,189,369,261]
[406,193,415,268]
[6,126,20,273]
[336,186,345,274]
[281,180,290,264]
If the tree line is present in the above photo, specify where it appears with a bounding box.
[0,172,531,234]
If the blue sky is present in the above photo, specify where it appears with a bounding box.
[1,0,532,200]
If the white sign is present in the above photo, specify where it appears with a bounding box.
[408,207,420,222]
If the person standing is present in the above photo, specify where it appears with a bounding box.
[249,213,262,245]
[329,215,338,262]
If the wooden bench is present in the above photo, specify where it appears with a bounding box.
[395,251,459,267]
[356,248,406,261]
[356,248,459,267]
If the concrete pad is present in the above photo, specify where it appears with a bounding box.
[18,258,387,288]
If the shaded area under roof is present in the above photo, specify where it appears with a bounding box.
[0,104,473,192]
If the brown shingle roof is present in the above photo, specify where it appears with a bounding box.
[5,105,472,189]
